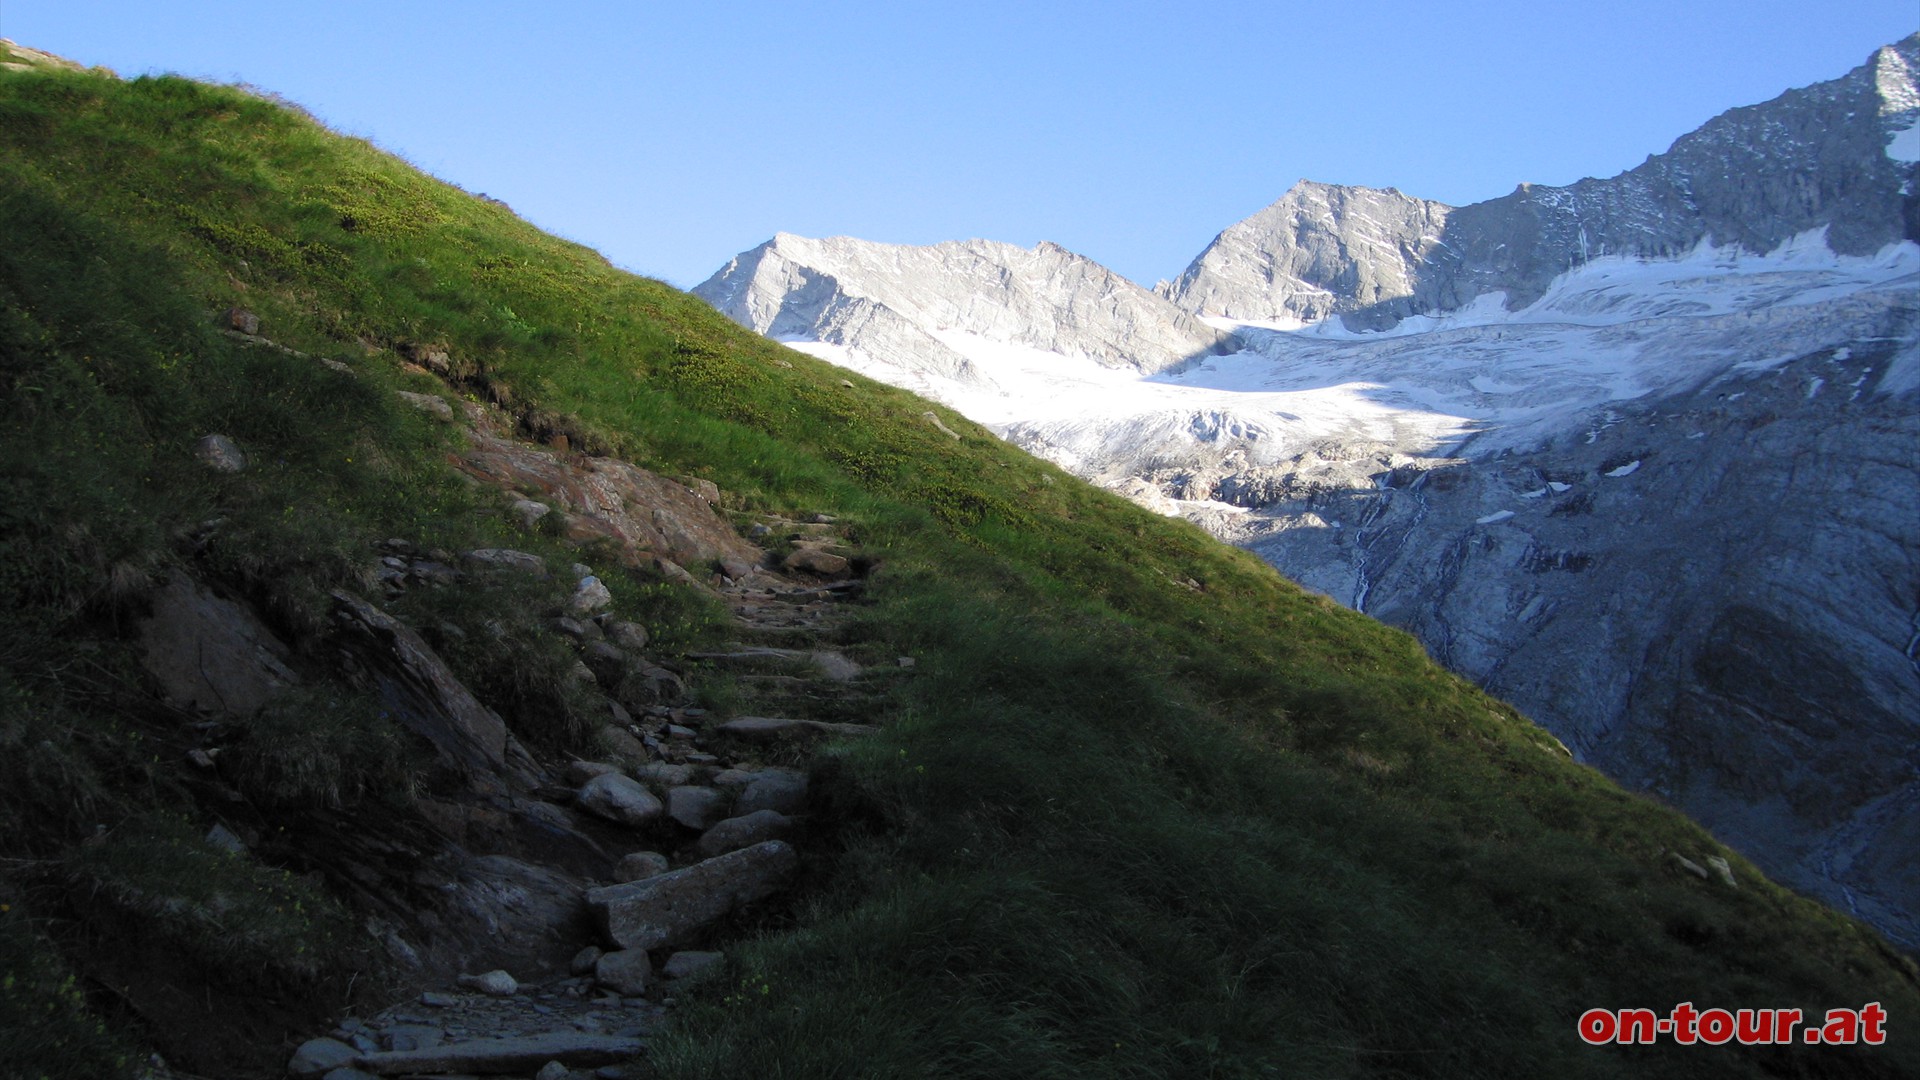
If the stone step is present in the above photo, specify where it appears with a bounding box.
[727,622,850,648]
[713,716,881,742]
[690,648,863,682]
[352,1031,645,1074]
[587,840,800,951]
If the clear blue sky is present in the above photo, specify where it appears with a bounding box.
[6,2,1917,289]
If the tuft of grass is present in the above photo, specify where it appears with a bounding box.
[54,812,365,1010]
[228,685,422,809]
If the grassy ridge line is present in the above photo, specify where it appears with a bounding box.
[0,58,1911,1078]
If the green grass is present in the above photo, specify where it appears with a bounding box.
[0,52,1914,1078]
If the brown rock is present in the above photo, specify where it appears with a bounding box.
[783,547,849,578]
[449,408,760,570]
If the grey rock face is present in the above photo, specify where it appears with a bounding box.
[662,950,724,981]
[329,590,528,786]
[136,575,297,716]
[1163,35,1920,330]
[1228,295,1920,946]
[695,233,1237,380]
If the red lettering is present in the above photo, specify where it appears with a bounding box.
[1774,1008,1802,1044]
[1697,1008,1734,1045]
[1821,1009,1859,1045]
[1861,1002,1886,1045]
[1670,1002,1699,1044]
[1618,1008,1658,1044]
[1578,1009,1616,1045]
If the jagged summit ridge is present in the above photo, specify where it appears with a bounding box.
[695,232,1237,384]
[1164,34,1920,330]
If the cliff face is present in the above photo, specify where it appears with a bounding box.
[1162,36,1920,330]
[1211,281,1920,944]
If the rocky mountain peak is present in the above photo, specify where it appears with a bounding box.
[1165,34,1920,331]
[695,233,1237,382]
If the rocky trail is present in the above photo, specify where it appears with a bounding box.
[276,532,887,1080]
[136,331,904,1080]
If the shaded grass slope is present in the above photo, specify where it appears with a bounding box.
[0,48,1913,1078]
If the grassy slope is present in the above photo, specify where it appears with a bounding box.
[0,58,1912,1078]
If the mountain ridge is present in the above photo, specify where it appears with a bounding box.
[1163,34,1920,330]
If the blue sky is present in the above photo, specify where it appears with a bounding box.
[6,2,1916,289]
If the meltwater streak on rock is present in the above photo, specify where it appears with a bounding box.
[695,233,1238,383]
[1162,35,1920,332]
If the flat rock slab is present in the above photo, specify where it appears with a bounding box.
[354,1032,644,1074]
[137,576,297,717]
[586,840,799,951]
[714,716,879,741]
